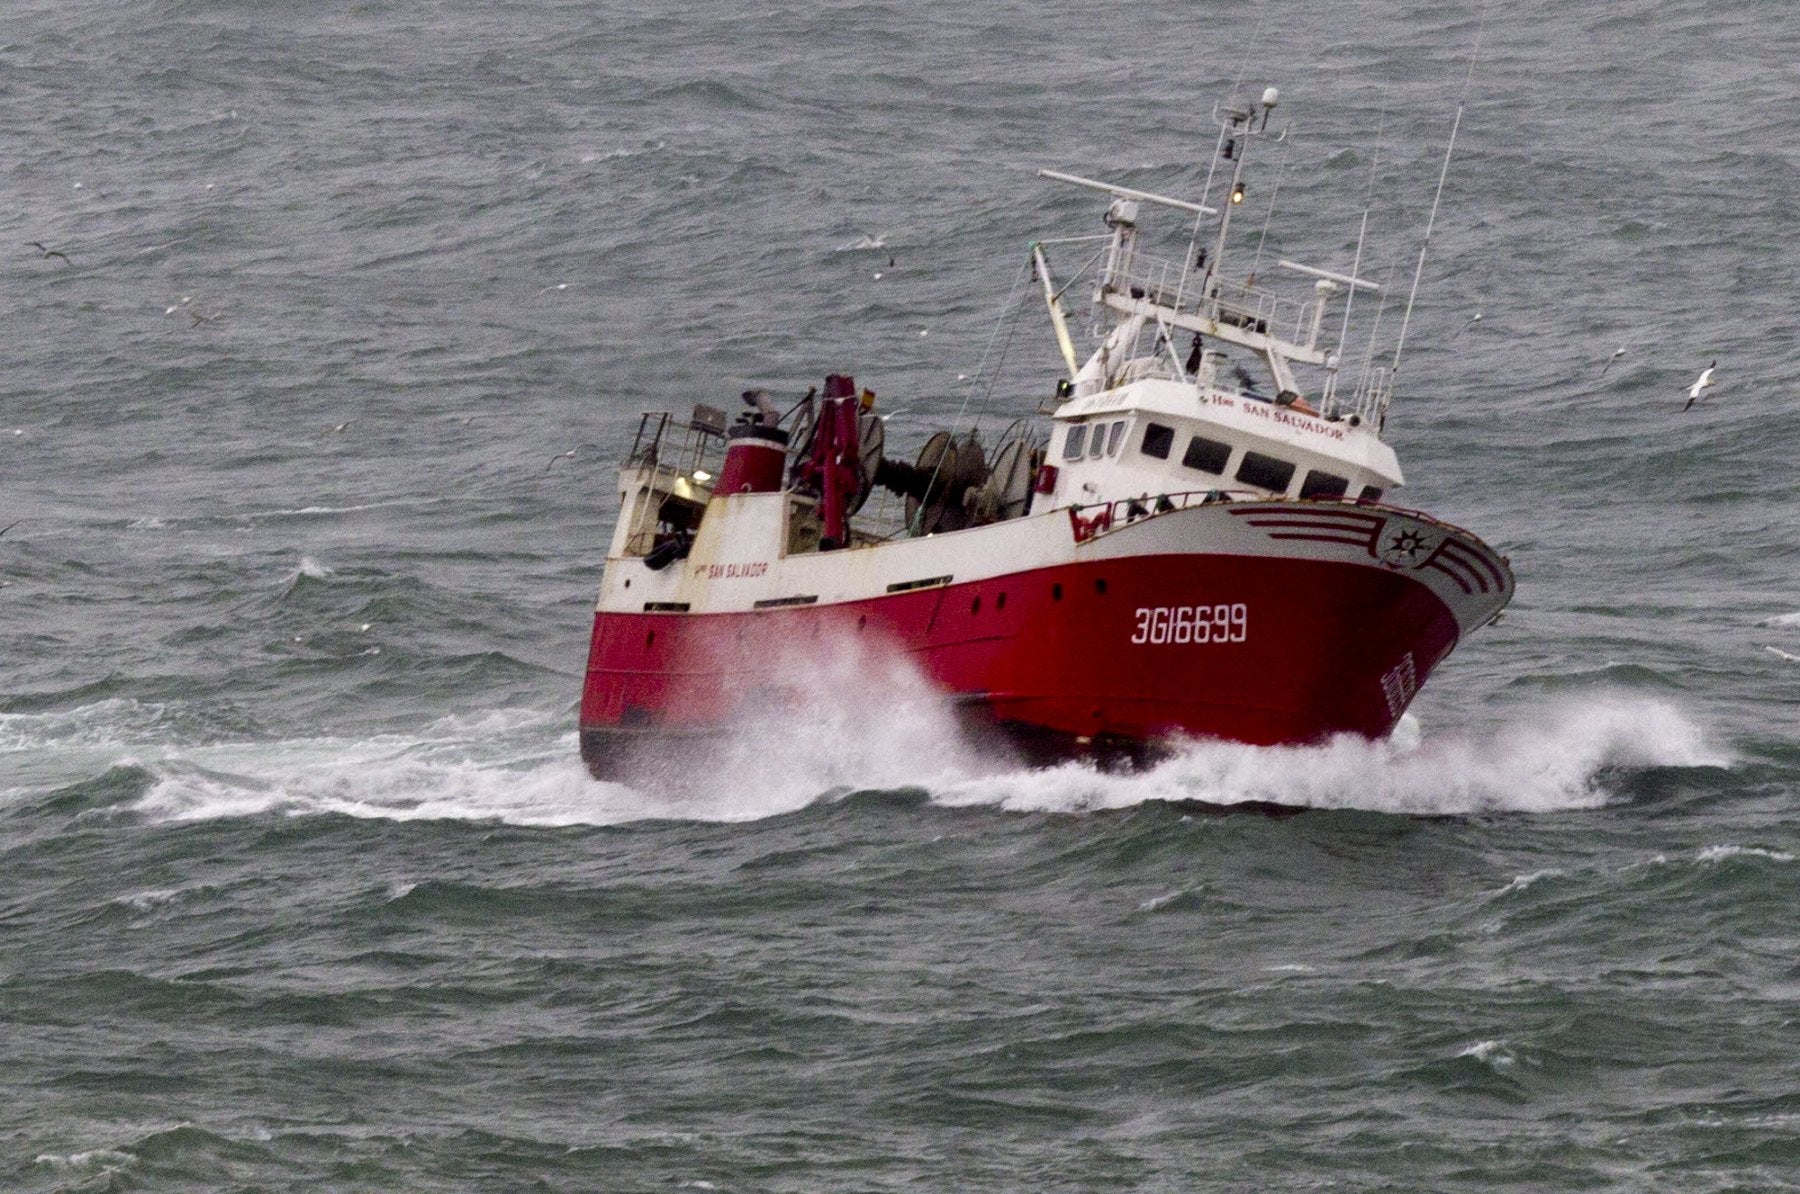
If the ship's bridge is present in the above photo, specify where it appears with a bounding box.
[1030,349,1404,514]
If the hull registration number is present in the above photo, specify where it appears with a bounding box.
[1131,603,1248,645]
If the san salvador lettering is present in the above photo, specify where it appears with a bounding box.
[1131,603,1248,645]
[699,561,769,580]
[1209,394,1345,440]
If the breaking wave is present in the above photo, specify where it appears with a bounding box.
[106,689,1727,828]
[934,694,1727,817]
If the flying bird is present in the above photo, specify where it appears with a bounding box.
[0,519,19,537]
[1599,345,1626,377]
[28,241,70,265]
[1682,360,1717,410]
[546,448,578,470]
[328,421,351,433]
[1455,311,1482,335]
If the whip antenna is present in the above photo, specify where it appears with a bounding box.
[1391,11,1485,377]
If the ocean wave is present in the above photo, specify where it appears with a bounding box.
[0,697,180,753]
[929,694,1727,817]
[115,688,1727,829]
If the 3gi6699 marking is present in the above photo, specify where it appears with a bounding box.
[1131,603,1248,645]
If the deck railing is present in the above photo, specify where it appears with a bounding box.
[1105,252,1319,348]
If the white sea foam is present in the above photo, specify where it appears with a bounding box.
[1137,888,1196,912]
[1493,868,1566,896]
[33,1149,136,1171]
[1758,611,1800,628]
[932,694,1726,817]
[1695,844,1796,864]
[0,698,172,753]
[117,887,185,911]
[114,687,1723,828]
[1456,1039,1516,1068]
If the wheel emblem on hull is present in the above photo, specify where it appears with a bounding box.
[1378,523,1441,569]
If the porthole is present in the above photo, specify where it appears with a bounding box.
[1052,583,1063,601]
[971,595,982,616]
[1095,578,1108,596]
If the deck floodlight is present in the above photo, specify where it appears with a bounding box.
[1230,181,1246,204]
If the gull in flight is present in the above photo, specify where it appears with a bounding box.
[536,283,572,297]
[1455,311,1482,335]
[546,448,578,470]
[28,241,70,265]
[1682,360,1717,410]
[328,421,352,433]
[1599,345,1626,377]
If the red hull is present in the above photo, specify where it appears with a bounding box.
[578,551,1459,779]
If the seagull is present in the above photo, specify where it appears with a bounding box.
[1682,360,1717,410]
[1455,311,1482,335]
[535,283,572,297]
[546,448,578,470]
[1599,345,1626,377]
[191,312,224,327]
[328,421,351,433]
[1767,645,1800,663]
[28,241,70,265]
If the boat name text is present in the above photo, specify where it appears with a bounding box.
[699,561,770,580]
[1210,394,1346,440]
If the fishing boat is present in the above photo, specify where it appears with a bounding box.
[577,87,1513,780]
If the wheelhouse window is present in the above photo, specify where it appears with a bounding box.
[1141,422,1174,460]
[1359,485,1385,502]
[1062,424,1087,461]
[1181,435,1232,475]
[1088,421,1110,459]
[1299,470,1350,500]
[1106,420,1126,456]
[1235,451,1295,493]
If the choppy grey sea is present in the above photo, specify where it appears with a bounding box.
[3,1,1797,1189]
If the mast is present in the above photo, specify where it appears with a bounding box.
[1199,88,1280,304]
